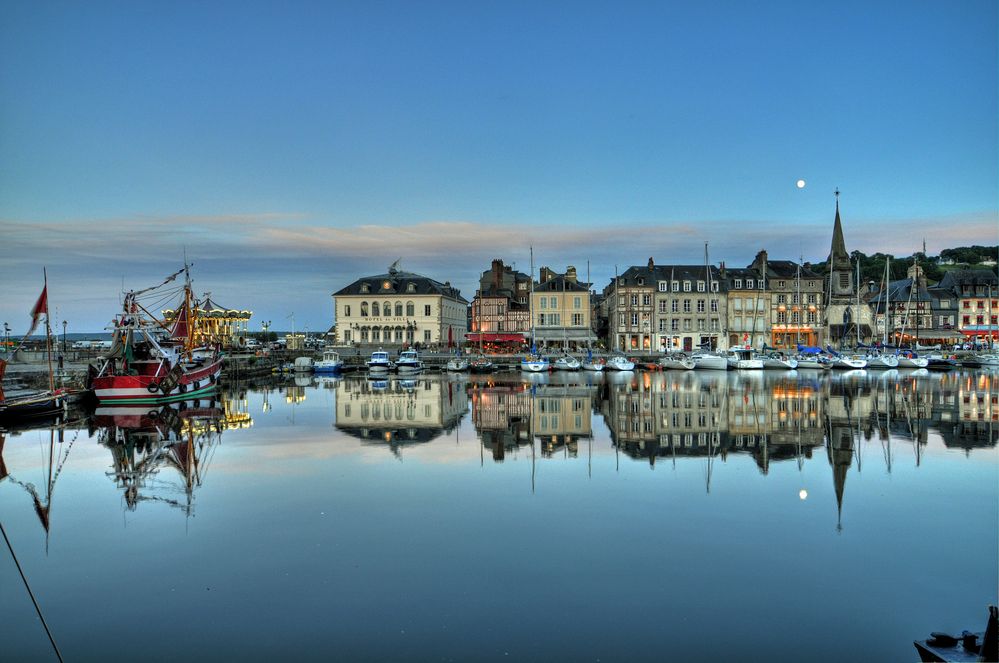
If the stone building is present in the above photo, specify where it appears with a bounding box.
[823,192,875,347]
[332,263,468,348]
[935,268,999,344]
[531,265,597,350]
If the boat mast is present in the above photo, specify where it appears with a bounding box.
[530,246,535,354]
[43,268,54,394]
[855,257,861,347]
[796,259,802,347]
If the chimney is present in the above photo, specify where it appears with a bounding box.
[648,257,654,271]
[540,266,555,284]
[492,259,503,290]
[566,265,577,283]
[720,261,726,278]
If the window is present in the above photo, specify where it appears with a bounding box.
[361,328,369,341]
[361,283,370,293]
[424,305,432,316]
[372,302,380,316]
[778,280,786,289]
[683,319,691,331]
[792,294,799,305]
[631,313,639,326]
[538,313,545,326]
[642,294,651,306]
[672,281,680,292]
[540,297,547,309]
[697,319,705,331]
[630,294,639,306]
[659,319,667,332]
[776,294,786,304]
[807,311,816,323]
[710,299,718,313]
[637,277,644,286]
[343,330,351,343]
[395,329,403,342]
[777,311,787,323]
[395,302,403,316]
[963,315,970,325]
[683,281,692,292]
[711,282,719,292]
[697,281,705,292]
[550,313,560,325]
[550,296,557,308]
[683,299,691,313]
[807,294,817,304]
[574,296,581,309]
[372,328,380,341]
[671,319,679,331]
[406,301,414,316]
[361,302,369,316]
[406,283,416,293]
[344,305,351,317]
[697,300,705,313]
[791,311,800,324]
[711,319,719,331]
[809,281,816,288]
[734,279,742,289]
[659,301,667,313]
[672,300,679,313]
[384,301,391,316]
[572,313,584,326]
[658,282,668,292]
[746,279,754,289]
[424,330,431,342]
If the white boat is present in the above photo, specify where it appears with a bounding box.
[553,354,581,371]
[314,349,343,373]
[896,353,929,369]
[760,353,798,370]
[293,356,314,373]
[966,353,999,368]
[832,353,868,369]
[659,353,695,370]
[445,356,469,372]
[691,353,728,371]
[726,348,763,370]
[581,350,605,371]
[395,349,423,374]
[520,354,549,372]
[865,352,899,369]
[605,354,635,371]
[795,354,832,370]
[367,350,393,374]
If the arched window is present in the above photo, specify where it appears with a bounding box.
[383,301,391,317]
[384,326,392,340]
[395,302,403,316]
[372,302,380,317]
[406,301,415,316]
[360,302,369,317]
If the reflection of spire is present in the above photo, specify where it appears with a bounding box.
[826,421,854,533]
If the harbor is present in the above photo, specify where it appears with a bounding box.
[1,368,996,661]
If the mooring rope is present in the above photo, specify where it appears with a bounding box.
[0,521,63,662]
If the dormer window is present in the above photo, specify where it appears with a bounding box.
[683,281,691,292]
[778,280,786,289]
[406,283,416,293]
[696,281,705,292]
[637,277,644,286]
[746,279,754,289]
[734,279,742,289]
[671,281,679,292]
[360,283,370,293]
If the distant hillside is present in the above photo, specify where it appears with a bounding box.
[806,245,998,285]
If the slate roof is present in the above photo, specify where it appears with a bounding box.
[333,270,468,303]
[612,264,720,289]
[935,269,999,294]
[535,274,591,293]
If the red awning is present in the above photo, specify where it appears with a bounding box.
[960,329,998,337]
[465,333,527,343]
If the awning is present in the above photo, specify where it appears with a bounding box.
[960,327,998,337]
[465,333,527,343]
[898,330,965,340]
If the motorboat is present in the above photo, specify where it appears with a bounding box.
[314,349,344,373]
[760,353,798,370]
[864,352,899,369]
[726,348,763,370]
[691,353,728,370]
[925,353,958,371]
[659,353,695,370]
[605,354,635,371]
[445,356,469,372]
[293,356,314,373]
[961,353,999,369]
[520,354,549,372]
[395,349,424,374]
[469,356,495,373]
[367,350,393,374]
[553,354,581,371]
[831,354,868,370]
[581,350,605,371]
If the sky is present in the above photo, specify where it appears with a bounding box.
[1,0,996,333]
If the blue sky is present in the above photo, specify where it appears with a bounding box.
[1,0,996,332]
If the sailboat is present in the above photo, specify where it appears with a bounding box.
[866,257,899,369]
[521,247,549,373]
[90,264,224,405]
[0,272,65,421]
[581,347,605,371]
[692,244,729,371]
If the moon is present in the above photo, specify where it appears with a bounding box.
[796,179,806,189]
[799,489,808,500]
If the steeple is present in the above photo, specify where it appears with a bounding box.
[828,189,851,272]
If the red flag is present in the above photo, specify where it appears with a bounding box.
[26,285,48,337]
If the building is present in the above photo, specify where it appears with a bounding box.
[868,261,963,347]
[468,259,531,351]
[722,264,766,350]
[531,265,597,350]
[750,252,825,350]
[823,192,875,347]
[606,258,725,352]
[332,263,468,348]
[935,269,999,344]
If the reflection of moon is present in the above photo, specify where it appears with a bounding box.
[799,489,808,500]
[796,179,806,189]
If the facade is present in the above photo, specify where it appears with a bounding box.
[468,259,531,350]
[868,262,960,346]
[531,266,597,350]
[722,265,766,350]
[935,269,999,343]
[607,259,725,353]
[753,253,825,349]
[332,264,468,347]
[823,193,875,347]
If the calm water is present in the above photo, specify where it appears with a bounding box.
[2,369,996,661]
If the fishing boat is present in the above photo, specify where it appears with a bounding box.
[605,354,635,371]
[725,347,763,370]
[553,353,581,371]
[395,349,423,374]
[314,349,343,373]
[691,352,729,370]
[89,266,223,405]
[367,349,393,374]
[659,353,695,370]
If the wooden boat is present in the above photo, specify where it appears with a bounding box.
[91,266,223,405]
[914,605,997,662]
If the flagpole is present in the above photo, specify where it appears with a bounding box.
[43,268,55,393]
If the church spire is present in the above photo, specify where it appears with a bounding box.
[828,188,850,272]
